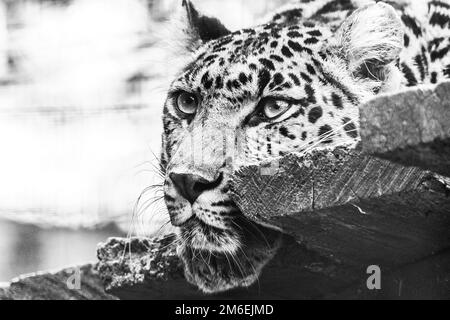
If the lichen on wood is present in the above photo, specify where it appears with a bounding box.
[96,234,183,292]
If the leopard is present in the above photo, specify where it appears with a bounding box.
[160,0,450,293]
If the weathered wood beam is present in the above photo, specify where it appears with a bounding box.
[229,150,449,298]
[96,235,192,299]
[230,163,450,294]
[272,187,450,267]
[0,264,116,300]
[95,225,450,300]
[360,81,450,177]
[4,231,449,299]
[325,248,450,300]
[230,148,432,221]
[93,235,374,299]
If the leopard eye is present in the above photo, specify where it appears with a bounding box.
[260,98,291,119]
[175,92,198,116]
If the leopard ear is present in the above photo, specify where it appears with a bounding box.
[179,0,230,52]
[327,2,404,81]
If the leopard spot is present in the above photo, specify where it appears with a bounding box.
[281,46,293,58]
[308,106,322,124]
[318,125,333,143]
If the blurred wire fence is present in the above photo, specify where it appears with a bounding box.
[0,0,287,232]
[0,0,288,280]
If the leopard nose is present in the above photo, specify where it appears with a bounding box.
[169,172,223,204]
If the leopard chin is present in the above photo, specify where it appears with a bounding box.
[177,216,282,294]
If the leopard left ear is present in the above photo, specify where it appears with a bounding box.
[180,0,230,52]
[326,2,404,82]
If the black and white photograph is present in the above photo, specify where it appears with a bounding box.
[0,0,449,305]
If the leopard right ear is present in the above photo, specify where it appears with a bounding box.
[325,2,404,82]
[178,0,230,53]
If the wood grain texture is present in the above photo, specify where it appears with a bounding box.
[370,138,450,177]
[230,163,450,297]
[360,81,450,176]
[273,188,450,267]
[230,149,431,221]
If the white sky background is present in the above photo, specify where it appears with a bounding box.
[0,0,282,234]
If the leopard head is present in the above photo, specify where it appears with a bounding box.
[161,0,403,293]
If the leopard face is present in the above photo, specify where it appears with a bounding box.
[161,0,406,293]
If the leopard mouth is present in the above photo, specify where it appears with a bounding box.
[167,184,283,293]
[179,214,243,253]
[178,215,284,293]
[184,215,228,232]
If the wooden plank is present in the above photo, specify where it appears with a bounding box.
[0,264,116,300]
[96,196,450,300]
[96,235,361,300]
[231,144,450,270]
[4,232,449,300]
[360,81,450,177]
[325,249,450,300]
[273,188,450,267]
[229,152,450,299]
[368,138,450,178]
[230,150,431,221]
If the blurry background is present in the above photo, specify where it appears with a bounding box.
[0,0,287,282]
